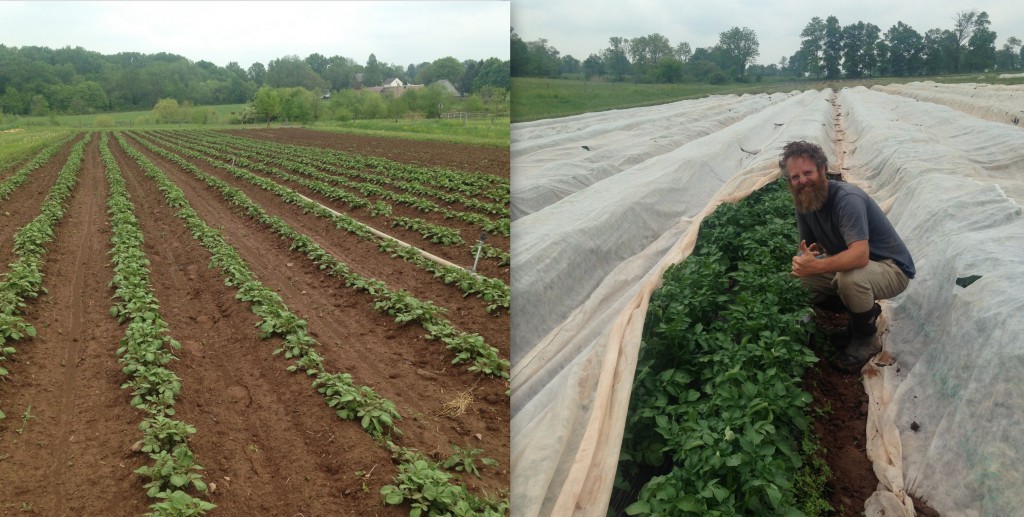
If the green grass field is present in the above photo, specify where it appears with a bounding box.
[309,117,510,147]
[0,128,72,175]
[512,72,1024,123]
[1,103,508,148]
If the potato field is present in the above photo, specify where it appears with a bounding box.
[0,128,510,516]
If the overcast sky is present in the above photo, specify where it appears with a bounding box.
[1,1,510,69]
[513,0,1024,67]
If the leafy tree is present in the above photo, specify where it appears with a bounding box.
[716,27,759,77]
[952,9,979,72]
[799,17,826,78]
[247,62,266,85]
[152,98,181,123]
[965,12,997,72]
[363,53,383,86]
[822,16,843,79]
[323,56,357,91]
[842,22,881,78]
[629,33,673,81]
[266,55,325,90]
[429,56,465,85]
[510,27,530,77]
[603,37,631,81]
[675,42,692,62]
[996,36,1022,70]
[304,53,329,75]
[884,22,925,76]
[473,57,510,91]
[252,85,281,124]
[560,55,581,75]
[654,57,684,83]
[583,54,604,80]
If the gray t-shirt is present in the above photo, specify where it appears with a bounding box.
[796,180,916,279]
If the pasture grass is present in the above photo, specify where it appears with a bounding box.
[309,116,510,147]
[0,128,73,174]
[512,72,1024,122]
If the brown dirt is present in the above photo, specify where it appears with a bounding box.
[805,309,939,516]
[0,130,509,516]
[225,128,510,180]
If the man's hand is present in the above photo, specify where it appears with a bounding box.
[792,240,821,277]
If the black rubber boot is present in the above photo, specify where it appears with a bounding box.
[833,303,882,374]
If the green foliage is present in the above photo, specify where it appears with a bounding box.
[617,180,831,516]
[442,444,498,478]
[381,448,509,517]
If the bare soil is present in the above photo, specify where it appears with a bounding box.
[0,130,509,516]
[806,309,939,516]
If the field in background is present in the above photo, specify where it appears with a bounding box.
[512,72,1024,122]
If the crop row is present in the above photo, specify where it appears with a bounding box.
[141,130,479,249]
[128,131,510,316]
[617,181,830,516]
[121,132,507,378]
[101,132,215,515]
[186,129,509,204]
[114,132,507,514]
[154,129,510,238]
[0,133,88,419]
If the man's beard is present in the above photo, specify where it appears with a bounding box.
[791,177,828,213]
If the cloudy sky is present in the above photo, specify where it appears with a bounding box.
[513,0,1024,66]
[1,1,510,69]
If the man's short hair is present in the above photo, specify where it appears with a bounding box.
[779,140,828,175]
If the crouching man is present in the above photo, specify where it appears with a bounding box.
[780,141,916,373]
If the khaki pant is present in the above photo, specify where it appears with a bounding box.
[801,259,910,313]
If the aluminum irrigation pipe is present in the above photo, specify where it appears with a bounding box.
[294,192,472,273]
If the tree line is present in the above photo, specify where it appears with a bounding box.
[512,9,1023,83]
[0,44,510,117]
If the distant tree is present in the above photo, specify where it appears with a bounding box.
[952,9,978,72]
[560,55,581,75]
[582,54,604,80]
[430,56,466,85]
[654,56,684,83]
[603,37,631,81]
[884,22,925,76]
[304,53,329,75]
[717,27,759,77]
[152,97,181,123]
[822,16,843,79]
[965,11,997,71]
[363,53,383,86]
[511,27,530,77]
[996,36,1022,70]
[252,85,281,124]
[458,59,481,94]
[266,55,326,90]
[675,42,692,63]
[473,57,510,91]
[842,22,881,78]
[247,62,266,85]
[799,17,826,78]
[629,33,673,81]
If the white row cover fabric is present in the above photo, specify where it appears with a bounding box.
[837,85,1024,517]
[511,81,1024,517]
[872,81,1024,127]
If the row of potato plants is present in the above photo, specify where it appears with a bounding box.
[129,131,510,317]
[184,129,509,205]
[114,132,508,515]
[154,129,510,240]
[100,132,215,515]
[0,133,76,201]
[0,133,87,419]
[141,131,473,249]
[616,180,831,516]
[175,129,512,235]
